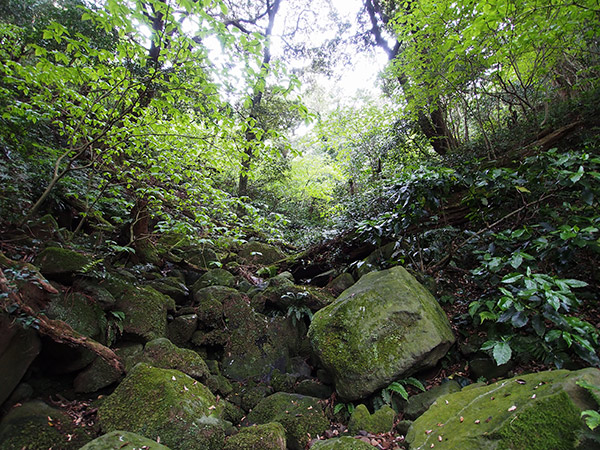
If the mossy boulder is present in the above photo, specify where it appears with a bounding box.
[193,286,300,381]
[184,247,219,270]
[74,356,123,393]
[223,423,286,450]
[310,437,375,449]
[79,430,171,449]
[46,292,107,343]
[74,278,117,309]
[0,400,92,449]
[98,363,226,450]
[252,284,333,314]
[35,246,91,280]
[326,273,355,297]
[406,368,600,450]
[247,392,329,450]
[308,266,455,400]
[142,338,209,380]
[193,269,235,290]
[145,277,189,304]
[114,285,175,342]
[239,241,286,265]
[348,404,395,435]
[167,313,198,346]
[42,292,107,373]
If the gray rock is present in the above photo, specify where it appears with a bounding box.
[0,316,40,406]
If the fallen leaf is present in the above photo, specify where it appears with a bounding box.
[438,436,443,442]
[508,405,517,412]
[460,416,464,423]
[172,376,176,381]
[531,394,536,399]
[425,429,433,435]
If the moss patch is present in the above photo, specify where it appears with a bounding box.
[247,392,329,450]
[348,404,395,435]
[310,436,374,449]
[98,363,225,450]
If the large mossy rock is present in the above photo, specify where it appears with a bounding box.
[114,285,175,342]
[193,268,235,290]
[192,286,300,381]
[223,422,286,450]
[239,241,286,265]
[98,363,226,450]
[35,246,91,280]
[406,368,600,450]
[73,356,123,393]
[142,338,209,380]
[310,437,375,449]
[0,315,41,406]
[0,400,92,449]
[308,266,454,400]
[79,430,171,450]
[402,379,461,420]
[247,392,329,450]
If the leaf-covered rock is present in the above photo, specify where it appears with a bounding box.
[308,266,455,400]
[406,368,600,450]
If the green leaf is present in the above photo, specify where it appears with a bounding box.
[493,342,512,366]
[581,410,600,430]
[387,382,409,401]
[570,166,584,183]
[502,274,523,284]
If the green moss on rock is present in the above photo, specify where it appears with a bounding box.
[98,363,226,450]
[348,404,395,435]
[308,266,455,401]
[114,286,175,342]
[46,292,106,342]
[239,242,286,265]
[310,437,374,449]
[406,368,600,450]
[79,430,172,449]
[223,423,286,450]
[193,269,235,290]
[35,247,91,278]
[142,338,209,380]
[247,392,329,450]
[0,400,92,449]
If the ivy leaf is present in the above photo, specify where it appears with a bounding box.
[493,342,512,366]
[511,311,529,328]
[570,166,584,183]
